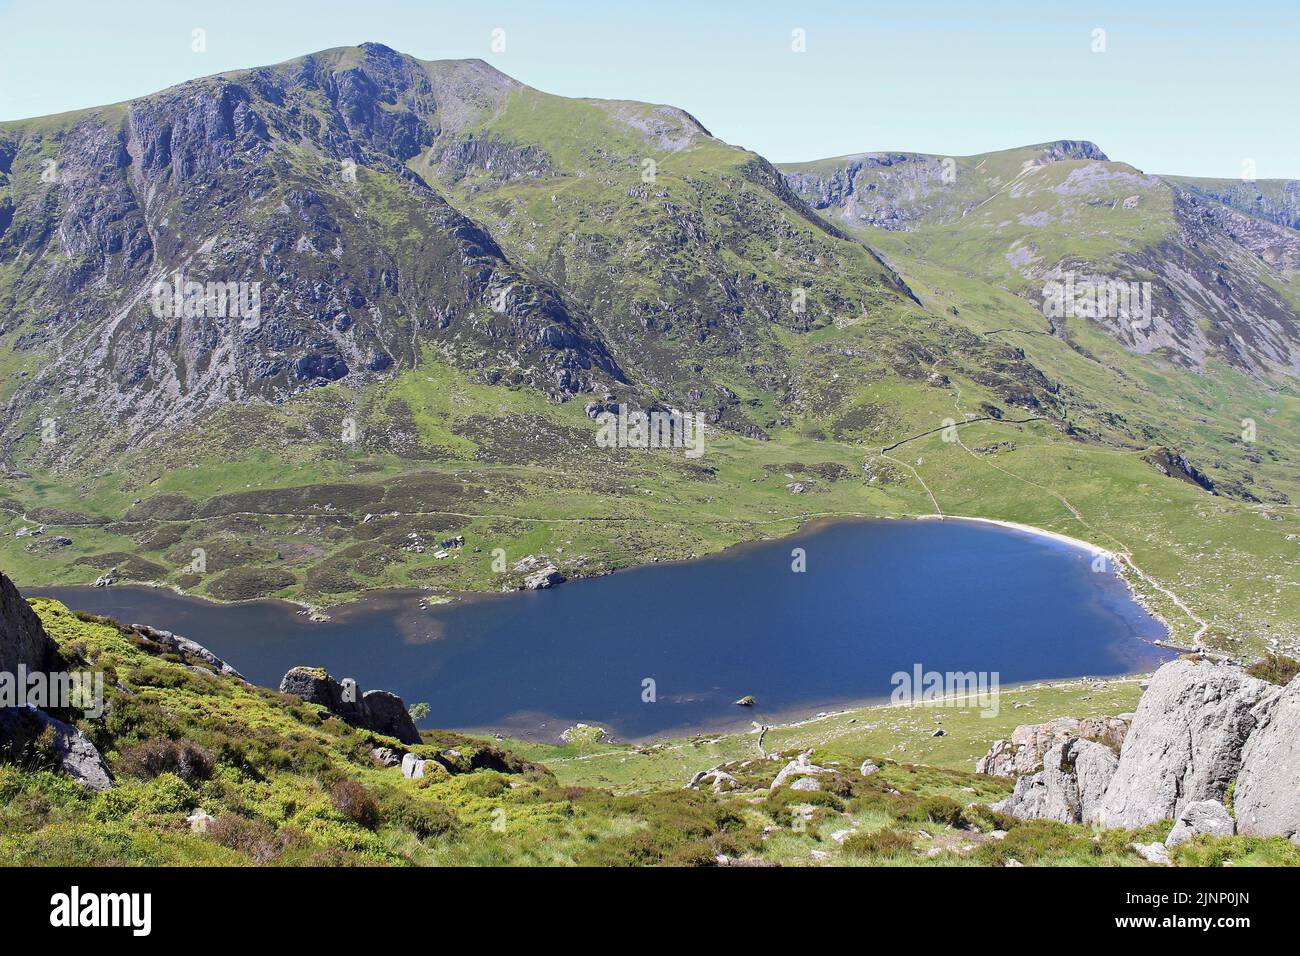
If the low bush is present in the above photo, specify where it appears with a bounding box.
[206,814,284,864]
[841,828,915,857]
[117,737,214,783]
[1246,654,1300,686]
[329,779,379,829]
[901,795,970,829]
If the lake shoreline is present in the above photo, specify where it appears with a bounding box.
[483,671,1162,747]
[29,514,1175,742]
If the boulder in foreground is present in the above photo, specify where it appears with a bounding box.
[1234,673,1300,843]
[1091,658,1274,829]
[0,571,59,677]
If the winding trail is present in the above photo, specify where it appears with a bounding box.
[899,372,1212,646]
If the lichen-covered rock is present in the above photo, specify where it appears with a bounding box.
[1165,800,1235,847]
[1092,659,1275,828]
[1234,674,1300,843]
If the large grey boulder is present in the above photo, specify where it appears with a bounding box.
[361,689,422,745]
[401,752,446,780]
[1165,800,1235,847]
[0,571,59,678]
[1092,659,1275,829]
[278,666,421,745]
[993,737,1117,823]
[1234,674,1300,843]
[0,705,113,790]
[280,666,362,720]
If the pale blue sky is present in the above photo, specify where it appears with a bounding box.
[1,0,1295,177]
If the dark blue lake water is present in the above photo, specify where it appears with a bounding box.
[31,517,1172,741]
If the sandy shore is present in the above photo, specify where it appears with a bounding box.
[914,513,1115,559]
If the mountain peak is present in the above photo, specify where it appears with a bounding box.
[1033,140,1109,163]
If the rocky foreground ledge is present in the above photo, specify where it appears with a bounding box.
[978,656,1300,852]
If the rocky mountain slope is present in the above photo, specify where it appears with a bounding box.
[781,144,1300,376]
[0,42,925,463]
[0,45,634,465]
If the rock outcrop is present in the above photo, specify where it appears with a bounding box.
[993,737,1117,823]
[523,566,565,590]
[977,715,1129,777]
[1091,659,1275,828]
[135,625,244,680]
[687,766,739,793]
[1234,674,1300,843]
[0,705,113,790]
[1166,800,1235,847]
[984,659,1300,844]
[0,571,59,677]
[278,666,422,744]
[769,749,836,793]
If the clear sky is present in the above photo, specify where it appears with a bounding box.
[1,0,1295,178]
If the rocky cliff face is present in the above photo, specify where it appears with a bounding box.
[781,141,1109,230]
[1168,176,1300,232]
[0,570,58,676]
